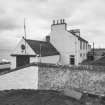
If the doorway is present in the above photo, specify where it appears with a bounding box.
[16,55,30,67]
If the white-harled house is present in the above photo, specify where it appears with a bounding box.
[49,19,91,65]
[11,19,91,69]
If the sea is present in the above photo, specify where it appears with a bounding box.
[0,49,12,61]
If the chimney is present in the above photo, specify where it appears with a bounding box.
[51,19,67,31]
[60,19,62,24]
[57,20,59,24]
[62,19,65,23]
[46,36,50,42]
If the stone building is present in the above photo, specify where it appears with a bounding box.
[11,19,91,69]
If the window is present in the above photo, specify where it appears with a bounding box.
[84,54,85,57]
[70,55,75,65]
[83,42,85,50]
[86,43,87,50]
[80,41,82,50]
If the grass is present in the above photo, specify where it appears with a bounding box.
[0,89,81,105]
[0,89,104,105]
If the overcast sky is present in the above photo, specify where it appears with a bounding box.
[0,0,105,50]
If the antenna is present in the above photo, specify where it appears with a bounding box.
[24,18,27,39]
[24,18,27,54]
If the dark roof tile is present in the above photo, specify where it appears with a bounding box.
[26,39,59,57]
[68,30,88,43]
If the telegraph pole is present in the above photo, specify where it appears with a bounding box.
[39,44,42,63]
[93,42,95,60]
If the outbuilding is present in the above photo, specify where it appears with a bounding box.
[11,37,60,69]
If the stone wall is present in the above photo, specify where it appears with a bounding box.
[38,65,105,95]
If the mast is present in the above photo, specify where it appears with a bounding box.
[24,18,27,54]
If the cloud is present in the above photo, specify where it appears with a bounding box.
[0,17,21,31]
[68,0,105,47]
[0,0,105,55]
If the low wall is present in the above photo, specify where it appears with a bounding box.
[38,65,105,95]
[0,66,38,90]
[0,62,105,96]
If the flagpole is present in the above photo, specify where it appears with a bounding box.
[24,18,27,54]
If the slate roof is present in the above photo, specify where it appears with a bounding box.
[69,30,88,43]
[26,39,59,57]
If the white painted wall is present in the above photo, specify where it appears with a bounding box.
[41,55,59,64]
[12,38,35,55]
[11,38,36,69]
[50,23,90,65]
[78,40,91,64]
[30,57,38,63]
[0,66,38,90]
[50,24,78,65]
[30,55,59,64]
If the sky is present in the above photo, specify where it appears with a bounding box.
[0,0,105,60]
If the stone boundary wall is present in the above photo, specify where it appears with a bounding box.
[0,62,105,96]
[38,64,105,96]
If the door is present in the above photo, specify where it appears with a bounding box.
[16,55,30,67]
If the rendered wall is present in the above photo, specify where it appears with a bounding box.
[50,24,77,65]
[50,23,90,65]
[38,65,105,95]
[78,40,88,63]
[41,55,59,64]
[30,57,38,63]
[0,66,38,90]
[30,55,59,64]
[12,38,35,55]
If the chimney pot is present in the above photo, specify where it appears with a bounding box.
[60,19,62,24]
[53,20,55,25]
[46,36,50,42]
[57,20,59,24]
[63,19,65,23]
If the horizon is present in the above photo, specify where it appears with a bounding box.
[0,0,105,59]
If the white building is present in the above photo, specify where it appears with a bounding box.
[50,19,91,65]
[11,19,91,69]
[11,38,60,69]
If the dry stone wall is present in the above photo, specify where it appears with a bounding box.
[38,65,105,95]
